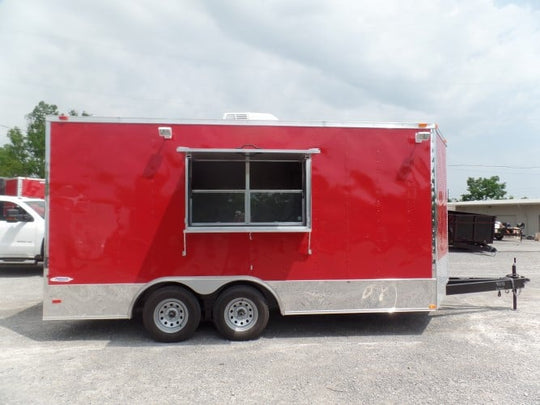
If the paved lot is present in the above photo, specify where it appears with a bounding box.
[1,240,539,404]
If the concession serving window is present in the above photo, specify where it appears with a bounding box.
[177,147,320,235]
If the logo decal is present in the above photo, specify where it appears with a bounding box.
[50,277,73,283]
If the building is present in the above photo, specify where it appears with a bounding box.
[448,199,540,237]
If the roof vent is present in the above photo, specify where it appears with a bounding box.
[222,112,278,121]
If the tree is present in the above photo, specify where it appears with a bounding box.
[0,101,88,178]
[0,127,28,176]
[25,101,60,177]
[460,176,507,201]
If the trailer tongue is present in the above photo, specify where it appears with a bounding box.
[447,259,529,310]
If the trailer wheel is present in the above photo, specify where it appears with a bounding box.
[213,286,269,341]
[143,286,201,342]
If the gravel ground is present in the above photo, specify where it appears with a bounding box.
[0,240,538,404]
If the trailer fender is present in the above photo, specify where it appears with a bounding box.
[130,276,284,318]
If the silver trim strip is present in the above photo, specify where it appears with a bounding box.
[44,120,51,292]
[184,226,312,233]
[433,129,449,306]
[268,279,437,315]
[431,128,437,279]
[43,277,438,320]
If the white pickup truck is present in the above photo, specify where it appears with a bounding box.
[0,195,45,265]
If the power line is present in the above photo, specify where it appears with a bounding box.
[449,164,540,170]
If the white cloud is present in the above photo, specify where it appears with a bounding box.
[0,0,539,197]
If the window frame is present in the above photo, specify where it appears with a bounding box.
[177,147,319,233]
[0,201,35,223]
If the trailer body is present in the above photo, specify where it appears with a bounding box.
[0,177,45,198]
[44,117,448,340]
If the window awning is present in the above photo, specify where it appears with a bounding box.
[177,146,320,158]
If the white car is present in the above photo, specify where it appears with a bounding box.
[0,196,45,265]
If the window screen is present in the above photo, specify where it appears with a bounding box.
[187,151,313,228]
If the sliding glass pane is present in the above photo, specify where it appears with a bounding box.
[250,193,303,223]
[192,161,245,190]
[191,193,245,223]
[250,161,303,190]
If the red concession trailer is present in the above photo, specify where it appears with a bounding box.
[43,116,450,341]
[0,177,45,198]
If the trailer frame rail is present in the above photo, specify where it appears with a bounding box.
[446,259,530,310]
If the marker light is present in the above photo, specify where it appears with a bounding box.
[415,131,431,143]
[158,127,172,139]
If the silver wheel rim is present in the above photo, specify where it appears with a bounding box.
[224,297,258,332]
[154,298,188,333]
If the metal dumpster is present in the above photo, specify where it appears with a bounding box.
[448,210,496,252]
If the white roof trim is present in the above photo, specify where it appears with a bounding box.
[47,115,437,129]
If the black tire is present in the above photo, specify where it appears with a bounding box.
[35,240,45,263]
[143,286,201,342]
[213,286,269,341]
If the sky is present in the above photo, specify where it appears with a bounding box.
[0,0,539,200]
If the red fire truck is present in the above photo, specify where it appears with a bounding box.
[43,116,528,342]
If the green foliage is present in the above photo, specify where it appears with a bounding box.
[0,127,28,176]
[25,101,59,177]
[0,101,89,178]
[460,176,507,201]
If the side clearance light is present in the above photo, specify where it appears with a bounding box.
[415,131,431,143]
[158,127,173,139]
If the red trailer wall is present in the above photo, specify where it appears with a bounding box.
[48,121,433,285]
[1,177,45,198]
[21,178,45,198]
[4,179,18,196]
